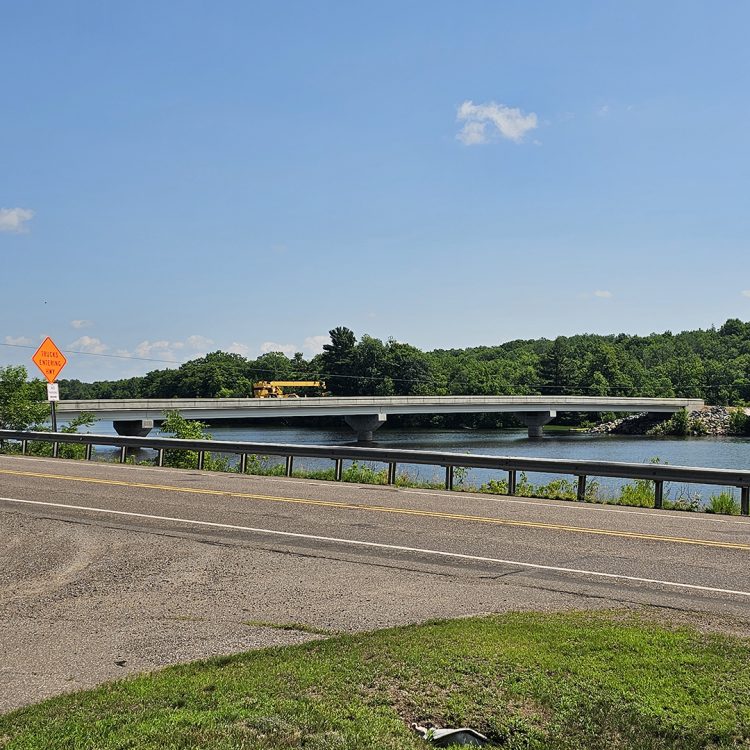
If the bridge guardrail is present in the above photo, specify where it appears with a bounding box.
[1,429,749,515]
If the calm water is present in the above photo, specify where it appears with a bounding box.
[81,422,750,503]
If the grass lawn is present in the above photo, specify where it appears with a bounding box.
[2,611,749,749]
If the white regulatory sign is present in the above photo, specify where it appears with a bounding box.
[47,383,60,402]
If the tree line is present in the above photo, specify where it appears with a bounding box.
[52,319,750,427]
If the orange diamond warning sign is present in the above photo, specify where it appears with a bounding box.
[32,337,67,383]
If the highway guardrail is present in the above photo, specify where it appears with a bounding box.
[1,429,748,514]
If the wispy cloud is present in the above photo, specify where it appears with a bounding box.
[186,335,214,350]
[741,290,750,298]
[303,335,328,355]
[4,335,32,346]
[69,336,108,354]
[0,208,34,233]
[70,319,93,329]
[594,290,613,299]
[228,342,251,356]
[456,100,538,145]
[133,340,184,360]
[596,104,611,117]
[260,341,297,356]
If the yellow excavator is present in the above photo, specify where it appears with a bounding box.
[252,380,326,398]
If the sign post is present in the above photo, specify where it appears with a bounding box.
[31,337,67,433]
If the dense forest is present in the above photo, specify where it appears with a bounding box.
[58,320,750,428]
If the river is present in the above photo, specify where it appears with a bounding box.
[82,422,750,504]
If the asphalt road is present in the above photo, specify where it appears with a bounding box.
[2,453,750,713]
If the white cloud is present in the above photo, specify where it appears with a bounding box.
[741,290,750,298]
[303,335,328,355]
[594,290,613,299]
[456,100,538,145]
[70,336,108,354]
[186,335,214,349]
[134,340,184,360]
[70,319,93,329]
[4,335,32,346]
[456,120,488,145]
[228,342,251,356]
[260,341,297,356]
[0,208,34,233]
[597,104,611,117]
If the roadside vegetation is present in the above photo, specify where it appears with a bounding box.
[2,611,750,749]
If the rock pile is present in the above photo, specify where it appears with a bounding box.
[687,405,732,435]
[588,413,667,435]
[589,406,736,436]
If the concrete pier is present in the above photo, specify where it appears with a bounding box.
[516,411,556,439]
[344,413,387,442]
[113,419,154,437]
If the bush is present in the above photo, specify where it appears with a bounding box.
[159,410,230,471]
[648,408,689,436]
[616,479,656,507]
[729,409,750,435]
[706,491,741,516]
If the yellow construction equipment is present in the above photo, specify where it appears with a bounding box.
[252,380,326,398]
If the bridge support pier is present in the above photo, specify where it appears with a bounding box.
[344,414,387,442]
[113,419,154,437]
[516,411,556,439]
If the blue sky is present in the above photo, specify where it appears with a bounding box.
[2,1,749,381]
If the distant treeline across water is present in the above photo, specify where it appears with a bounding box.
[60,320,750,428]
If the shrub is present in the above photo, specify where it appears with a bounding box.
[729,409,750,435]
[616,479,656,507]
[706,491,740,516]
[159,410,230,471]
[648,408,689,436]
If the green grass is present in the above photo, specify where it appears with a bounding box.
[3,611,750,749]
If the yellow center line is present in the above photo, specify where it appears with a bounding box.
[1,467,749,551]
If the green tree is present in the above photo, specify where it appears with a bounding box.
[0,366,49,430]
[159,410,212,469]
[321,327,358,395]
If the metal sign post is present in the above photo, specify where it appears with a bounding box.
[47,382,60,432]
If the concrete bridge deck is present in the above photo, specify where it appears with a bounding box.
[56,396,705,440]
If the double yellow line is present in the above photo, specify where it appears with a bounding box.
[1,467,749,551]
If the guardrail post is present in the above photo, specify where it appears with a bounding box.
[445,466,454,491]
[85,443,93,461]
[335,459,343,481]
[52,441,59,458]
[741,487,749,517]
[197,450,205,470]
[654,480,664,509]
[119,446,127,463]
[22,439,27,455]
[577,475,587,502]
[285,456,294,477]
[239,453,247,473]
[387,462,397,485]
[157,448,164,467]
[508,470,517,496]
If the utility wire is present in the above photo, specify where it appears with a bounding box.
[3,341,749,393]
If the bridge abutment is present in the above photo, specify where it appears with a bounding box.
[344,414,387,442]
[113,419,154,437]
[516,411,556,439]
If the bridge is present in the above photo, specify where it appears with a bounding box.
[56,396,705,440]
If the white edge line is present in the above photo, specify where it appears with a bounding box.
[2,495,749,599]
